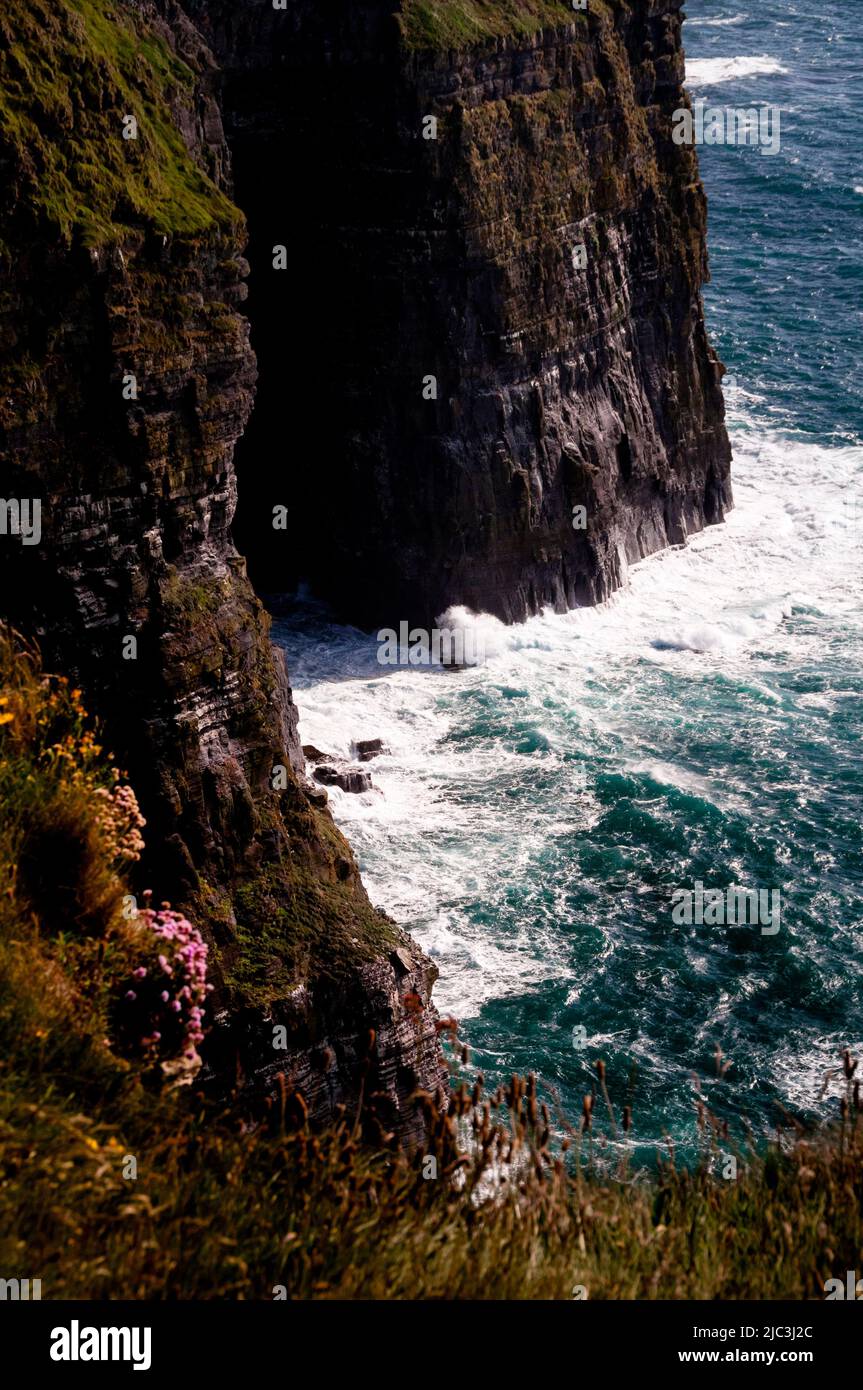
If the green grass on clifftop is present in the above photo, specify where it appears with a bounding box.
[397,0,584,50]
[0,0,239,246]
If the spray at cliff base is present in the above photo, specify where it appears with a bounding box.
[273,0,863,1152]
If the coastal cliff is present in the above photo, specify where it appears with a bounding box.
[189,0,732,624]
[0,0,444,1138]
[0,0,730,1132]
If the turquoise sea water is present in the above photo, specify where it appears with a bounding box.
[273,0,863,1154]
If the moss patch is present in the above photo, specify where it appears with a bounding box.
[0,0,239,246]
[397,0,579,50]
[226,862,396,1005]
[161,568,231,624]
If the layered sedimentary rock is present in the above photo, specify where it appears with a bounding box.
[190,0,732,625]
[0,0,445,1137]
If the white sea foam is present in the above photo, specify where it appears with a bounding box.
[687,14,745,26]
[685,55,789,87]
[280,418,863,1025]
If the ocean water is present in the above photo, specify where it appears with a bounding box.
[273,0,863,1154]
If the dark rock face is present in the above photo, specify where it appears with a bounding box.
[188,0,732,627]
[355,738,387,762]
[205,932,442,1147]
[314,765,374,795]
[0,0,446,1136]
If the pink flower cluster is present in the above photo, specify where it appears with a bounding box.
[94,783,146,862]
[115,894,213,1065]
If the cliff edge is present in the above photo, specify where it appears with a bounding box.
[0,0,445,1139]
